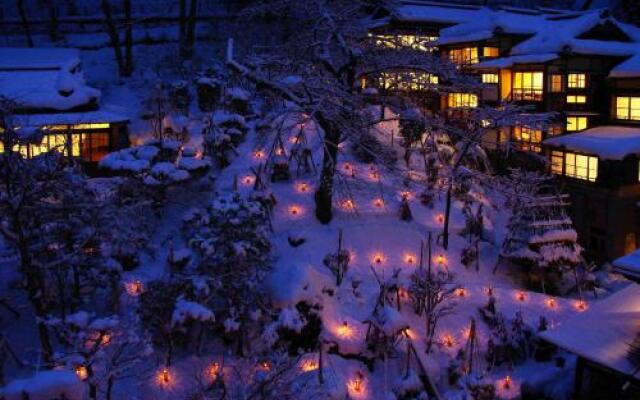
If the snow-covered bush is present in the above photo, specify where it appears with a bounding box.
[203,111,249,168]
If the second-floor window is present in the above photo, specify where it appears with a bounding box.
[449,47,478,65]
[567,73,586,89]
[483,47,499,58]
[513,126,542,152]
[616,96,640,121]
[513,71,543,101]
[550,74,563,92]
[566,116,588,131]
[448,93,478,108]
[378,71,438,91]
[567,95,587,104]
[551,151,598,181]
[482,73,499,84]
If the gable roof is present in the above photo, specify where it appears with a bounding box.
[539,284,640,378]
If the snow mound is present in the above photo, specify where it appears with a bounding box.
[0,370,85,400]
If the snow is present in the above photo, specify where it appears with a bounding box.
[610,54,640,78]
[171,298,215,327]
[0,47,81,70]
[540,283,640,378]
[393,3,484,25]
[12,107,129,127]
[0,370,85,400]
[473,54,559,69]
[543,126,640,160]
[612,249,640,279]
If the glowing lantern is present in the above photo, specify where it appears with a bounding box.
[399,190,412,200]
[289,205,303,217]
[503,375,512,390]
[515,291,527,302]
[125,280,143,296]
[546,298,557,309]
[300,359,319,372]
[289,136,299,144]
[404,253,416,265]
[342,199,355,210]
[455,288,468,298]
[343,162,353,172]
[259,361,272,371]
[403,328,416,340]
[253,150,265,159]
[100,334,111,346]
[155,367,174,389]
[75,365,88,380]
[398,288,409,299]
[435,254,447,266]
[435,213,445,224]
[441,334,455,348]
[575,300,588,312]
[297,182,310,193]
[373,198,384,208]
[208,362,221,380]
[372,252,385,265]
[485,286,494,297]
[337,321,354,339]
[369,170,379,181]
[242,175,255,185]
[348,371,365,394]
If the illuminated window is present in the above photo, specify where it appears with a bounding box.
[449,48,479,65]
[567,95,587,104]
[551,75,563,92]
[372,34,437,51]
[565,152,597,181]
[448,93,478,108]
[80,133,110,162]
[567,73,586,89]
[482,73,499,84]
[548,125,563,136]
[513,126,542,152]
[566,116,588,131]
[551,151,563,174]
[483,47,499,58]
[616,97,640,120]
[513,72,544,101]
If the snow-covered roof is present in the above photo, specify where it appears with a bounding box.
[0,47,81,70]
[543,126,640,160]
[13,107,129,127]
[611,54,640,78]
[0,47,100,111]
[613,250,640,279]
[540,284,640,378]
[473,54,559,69]
[393,2,482,25]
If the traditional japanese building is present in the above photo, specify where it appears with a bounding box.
[0,47,129,168]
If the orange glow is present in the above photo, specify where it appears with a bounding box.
[296,182,310,193]
[574,300,588,312]
[347,371,365,396]
[404,253,416,265]
[368,169,379,181]
[546,298,558,309]
[515,291,527,302]
[435,213,445,224]
[336,321,354,339]
[289,136,299,144]
[341,199,356,210]
[373,198,384,208]
[343,162,353,172]
[441,333,456,348]
[371,252,386,265]
[156,367,174,389]
[403,328,417,340]
[484,286,494,296]
[398,287,409,299]
[124,280,143,296]
[101,334,111,346]
[253,150,265,159]
[503,375,512,390]
[75,365,88,380]
[461,326,472,340]
[259,361,272,371]
[242,175,255,185]
[435,254,447,266]
[288,205,303,217]
[300,359,319,372]
[455,288,468,298]
[399,190,412,200]
[207,362,221,380]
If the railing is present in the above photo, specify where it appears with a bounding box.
[512,88,543,102]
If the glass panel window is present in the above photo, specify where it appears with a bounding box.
[449,47,479,65]
[448,93,478,108]
[483,47,499,58]
[482,73,499,84]
[566,116,588,131]
[567,73,586,89]
[564,152,597,181]
[551,74,563,92]
[513,126,542,152]
[378,71,438,91]
[567,95,587,104]
[615,96,640,120]
[513,71,544,101]
[371,33,437,51]
[551,151,563,174]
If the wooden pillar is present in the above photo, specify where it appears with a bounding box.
[573,356,586,400]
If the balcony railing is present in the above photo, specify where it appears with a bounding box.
[512,88,543,102]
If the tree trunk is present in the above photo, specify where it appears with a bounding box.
[442,183,453,250]
[179,0,187,58]
[47,1,58,42]
[184,0,198,59]
[123,0,133,77]
[106,376,114,400]
[314,115,340,224]
[101,0,125,77]
[16,0,33,47]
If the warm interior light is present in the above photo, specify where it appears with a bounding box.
[300,359,319,372]
[337,321,354,339]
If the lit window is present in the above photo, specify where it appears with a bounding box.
[449,48,479,65]
[565,152,597,181]
[566,116,588,131]
[513,72,544,101]
[567,73,586,89]
[513,126,542,152]
[372,34,437,51]
[448,93,478,108]
[616,96,640,120]
[482,73,499,84]
[483,47,499,58]
[551,151,563,174]
[550,75,563,92]
[567,95,587,104]
[548,125,563,136]
[378,71,438,91]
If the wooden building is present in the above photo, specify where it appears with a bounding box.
[0,47,129,168]
[540,284,640,400]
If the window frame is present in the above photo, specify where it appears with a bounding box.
[566,116,588,131]
[615,96,640,121]
[512,71,544,101]
[567,73,587,89]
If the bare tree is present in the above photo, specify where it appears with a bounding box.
[16,0,33,47]
[123,0,134,76]
[101,0,125,77]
